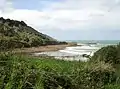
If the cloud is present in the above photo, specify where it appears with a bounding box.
[0,0,8,9]
[0,0,13,13]
[0,0,120,40]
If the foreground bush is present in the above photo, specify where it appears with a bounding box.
[0,53,119,89]
[0,53,39,89]
[92,45,120,64]
[72,61,116,89]
[105,84,120,89]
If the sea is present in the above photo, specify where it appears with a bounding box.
[34,40,120,61]
[67,40,120,45]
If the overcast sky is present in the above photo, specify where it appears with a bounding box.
[0,0,120,40]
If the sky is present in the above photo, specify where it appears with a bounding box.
[0,0,120,40]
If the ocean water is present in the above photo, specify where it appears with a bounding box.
[67,40,120,45]
[34,40,120,61]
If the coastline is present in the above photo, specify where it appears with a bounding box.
[14,44,76,54]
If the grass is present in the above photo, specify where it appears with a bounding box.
[0,53,84,89]
[0,52,120,89]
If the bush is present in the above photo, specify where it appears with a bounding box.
[105,84,120,89]
[0,53,39,89]
[41,66,76,89]
[0,53,119,89]
[92,45,120,64]
[72,61,116,89]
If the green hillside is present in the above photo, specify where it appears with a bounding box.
[0,17,66,50]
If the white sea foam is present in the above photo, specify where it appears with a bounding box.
[59,45,100,56]
[33,44,102,61]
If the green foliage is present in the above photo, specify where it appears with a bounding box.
[41,67,75,89]
[0,53,39,89]
[69,61,116,89]
[92,45,120,64]
[0,53,119,89]
[1,39,120,89]
[91,43,120,88]
[0,17,61,50]
[105,84,120,89]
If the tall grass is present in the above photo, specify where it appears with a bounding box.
[0,52,119,89]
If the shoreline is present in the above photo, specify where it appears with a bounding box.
[14,44,76,54]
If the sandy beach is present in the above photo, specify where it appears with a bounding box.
[14,44,75,54]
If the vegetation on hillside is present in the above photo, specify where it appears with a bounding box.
[92,43,120,64]
[0,17,120,89]
[1,43,120,89]
[0,53,117,89]
[0,17,67,50]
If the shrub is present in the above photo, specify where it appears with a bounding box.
[41,66,76,89]
[92,45,120,64]
[0,53,39,89]
[0,53,119,89]
[72,61,116,89]
[105,84,120,89]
